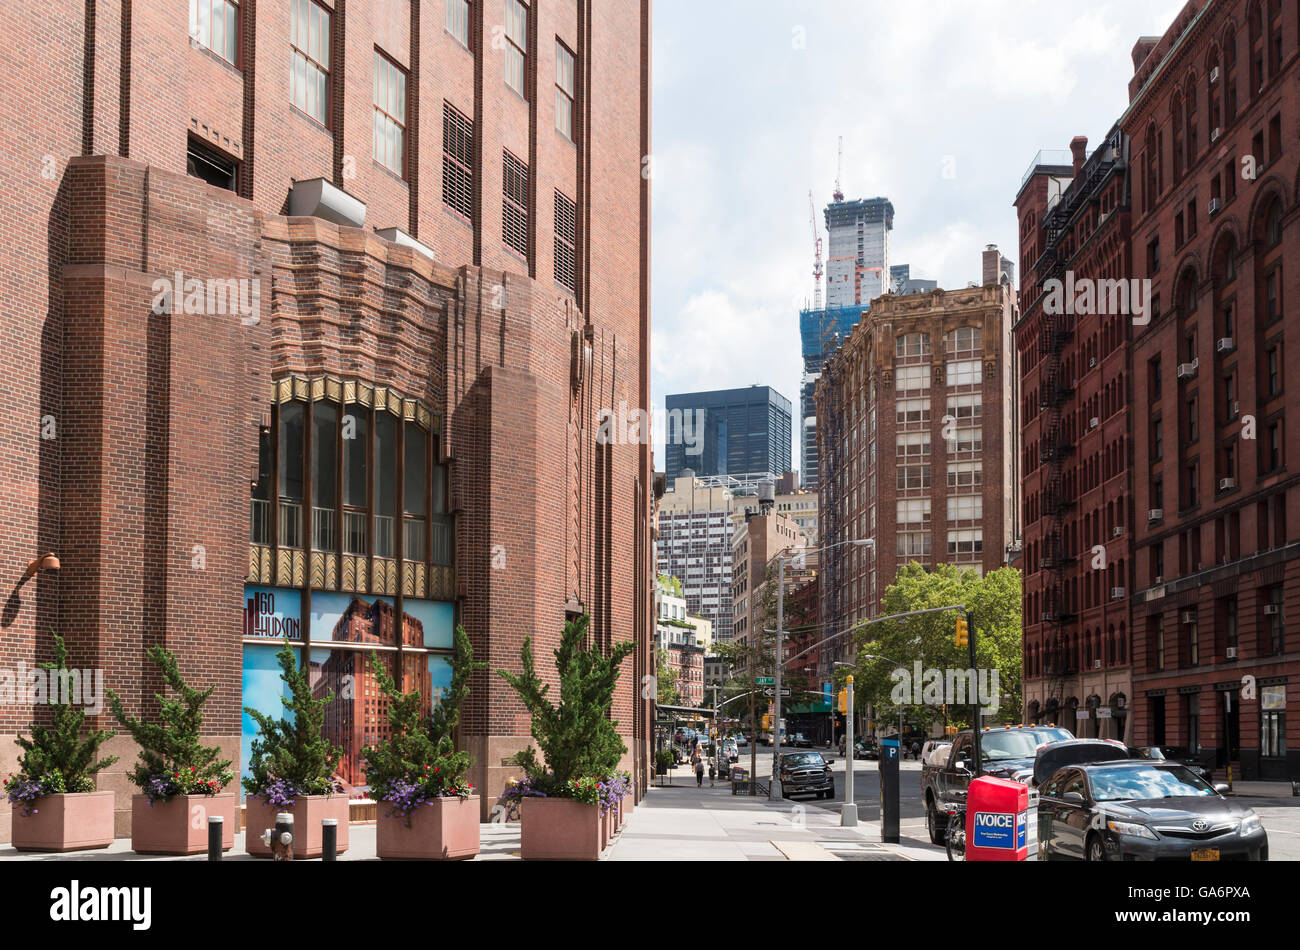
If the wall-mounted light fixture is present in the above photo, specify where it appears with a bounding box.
[21,553,60,583]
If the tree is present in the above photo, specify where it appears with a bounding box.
[850,563,1022,734]
[107,646,234,801]
[241,639,343,802]
[498,614,635,793]
[655,648,680,706]
[6,635,118,803]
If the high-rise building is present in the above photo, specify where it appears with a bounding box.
[0,0,652,838]
[657,475,743,641]
[800,196,896,489]
[664,387,792,480]
[815,249,1020,674]
[1016,129,1136,742]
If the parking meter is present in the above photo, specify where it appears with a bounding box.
[879,738,900,843]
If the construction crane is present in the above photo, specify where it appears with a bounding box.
[808,190,823,310]
[833,136,844,203]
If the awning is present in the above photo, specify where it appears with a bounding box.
[787,702,831,714]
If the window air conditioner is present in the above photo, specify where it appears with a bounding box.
[1148,508,1163,521]
[1090,417,1100,429]
[1176,360,1199,380]
[1216,337,1234,353]
[1094,660,1103,669]
[1219,477,1236,490]
[1181,611,1196,624]
[1210,66,1220,84]
[1226,647,1238,659]
[1264,604,1280,616]
[1208,197,1222,216]
[1112,526,1123,537]
[1210,127,1222,144]
[1111,587,1126,599]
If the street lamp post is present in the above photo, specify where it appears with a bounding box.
[771,537,874,801]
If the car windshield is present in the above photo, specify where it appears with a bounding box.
[1089,765,1217,801]
[1029,727,1074,744]
[783,753,825,768]
[978,732,1041,760]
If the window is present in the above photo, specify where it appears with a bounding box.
[895,365,931,391]
[1265,586,1284,654]
[503,151,529,258]
[897,464,930,490]
[278,402,305,548]
[1186,396,1198,442]
[442,103,474,220]
[1155,619,1166,670]
[343,403,368,554]
[896,398,930,424]
[896,332,930,357]
[1148,236,1161,273]
[897,532,930,557]
[1152,418,1163,460]
[1265,344,1281,397]
[191,0,239,65]
[555,40,575,140]
[896,499,931,525]
[187,138,238,192]
[446,0,471,49]
[373,412,398,557]
[946,359,981,387]
[554,190,577,293]
[1224,596,1239,653]
[947,495,983,521]
[947,529,983,557]
[947,394,982,422]
[948,461,982,489]
[505,0,528,97]
[1264,418,1282,472]
[951,427,982,452]
[896,432,930,459]
[946,326,982,354]
[290,0,330,125]
[373,51,407,177]
[312,401,337,551]
[1261,710,1285,758]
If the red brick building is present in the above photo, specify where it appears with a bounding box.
[1122,0,1299,780]
[814,252,1020,668]
[1015,129,1137,741]
[0,0,653,838]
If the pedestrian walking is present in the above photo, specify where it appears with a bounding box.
[708,757,716,787]
[693,752,705,787]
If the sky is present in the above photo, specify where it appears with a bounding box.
[649,0,1187,474]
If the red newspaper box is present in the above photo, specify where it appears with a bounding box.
[965,775,1029,862]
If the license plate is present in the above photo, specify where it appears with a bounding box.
[1190,848,1220,862]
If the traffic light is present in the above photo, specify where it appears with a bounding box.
[837,690,848,714]
[761,714,772,730]
[955,615,969,648]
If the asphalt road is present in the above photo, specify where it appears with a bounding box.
[736,744,1300,860]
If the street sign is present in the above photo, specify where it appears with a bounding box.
[755,676,775,686]
[762,688,792,697]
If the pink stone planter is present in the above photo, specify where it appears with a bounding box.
[132,793,236,854]
[520,797,603,861]
[376,795,480,860]
[244,794,350,858]
[11,792,115,852]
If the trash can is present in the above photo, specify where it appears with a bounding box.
[731,767,749,795]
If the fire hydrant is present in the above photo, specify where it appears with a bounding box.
[261,812,294,861]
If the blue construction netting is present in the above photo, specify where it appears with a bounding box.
[799,305,867,360]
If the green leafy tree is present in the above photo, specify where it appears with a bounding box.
[498,614,635,794]
[655,648,680,706]
[107,646,234,801]
[362,625,486,815]
[851,563,1023,733]
[8,634,118,797]
[241,639,343,802]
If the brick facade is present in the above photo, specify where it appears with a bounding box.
[0,0,652,839]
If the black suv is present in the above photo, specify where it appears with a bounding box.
[779,751,835,800]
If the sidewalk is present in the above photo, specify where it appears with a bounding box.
[607,773,943,861]
[1230,780,1299,798]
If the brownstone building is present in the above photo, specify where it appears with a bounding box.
[1015,129,1138,741]
[815,251,1020,673]
[1122,0,1299,779]
[0,0,653,838]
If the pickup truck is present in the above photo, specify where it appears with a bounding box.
[921,725,1075,845]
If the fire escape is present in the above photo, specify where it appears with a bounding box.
[819,341,845,679]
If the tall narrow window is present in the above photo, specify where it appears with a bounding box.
[373,412,397,557]
[503,151,529,258]
[446,0,471,49]
[191,0,239,65]
[373,51,407,177]
[251,425,271,544]
[556,40,575,140]
[291,0,330,125]
[278,402,305,549]
[432,450,453,567]
[442,103,474,219]
[505,0,528,97]
[343,404,368,555]
[554,190,577,293]
[403,423,427,562]
[312,402,338,551]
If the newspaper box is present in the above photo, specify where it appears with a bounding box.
[965,775,1029,862]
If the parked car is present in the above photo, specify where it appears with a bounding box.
[1037,760,1268,861]
[778,751,835,800]
[854,739,879,759]
[1130,745,1213,784]
[791,732,813,748]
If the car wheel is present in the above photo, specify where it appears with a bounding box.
[927,800,947,845]
[1085,834,1107,863]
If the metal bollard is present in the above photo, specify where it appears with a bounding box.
[261,811,294,861]
[207,815,224,862]
[321,818,338,862]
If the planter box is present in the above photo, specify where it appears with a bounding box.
[376,795,480,860]
[132,793,236,854]
[12,792,115,852]
[520,797,602,861]
[245,794,350,859]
